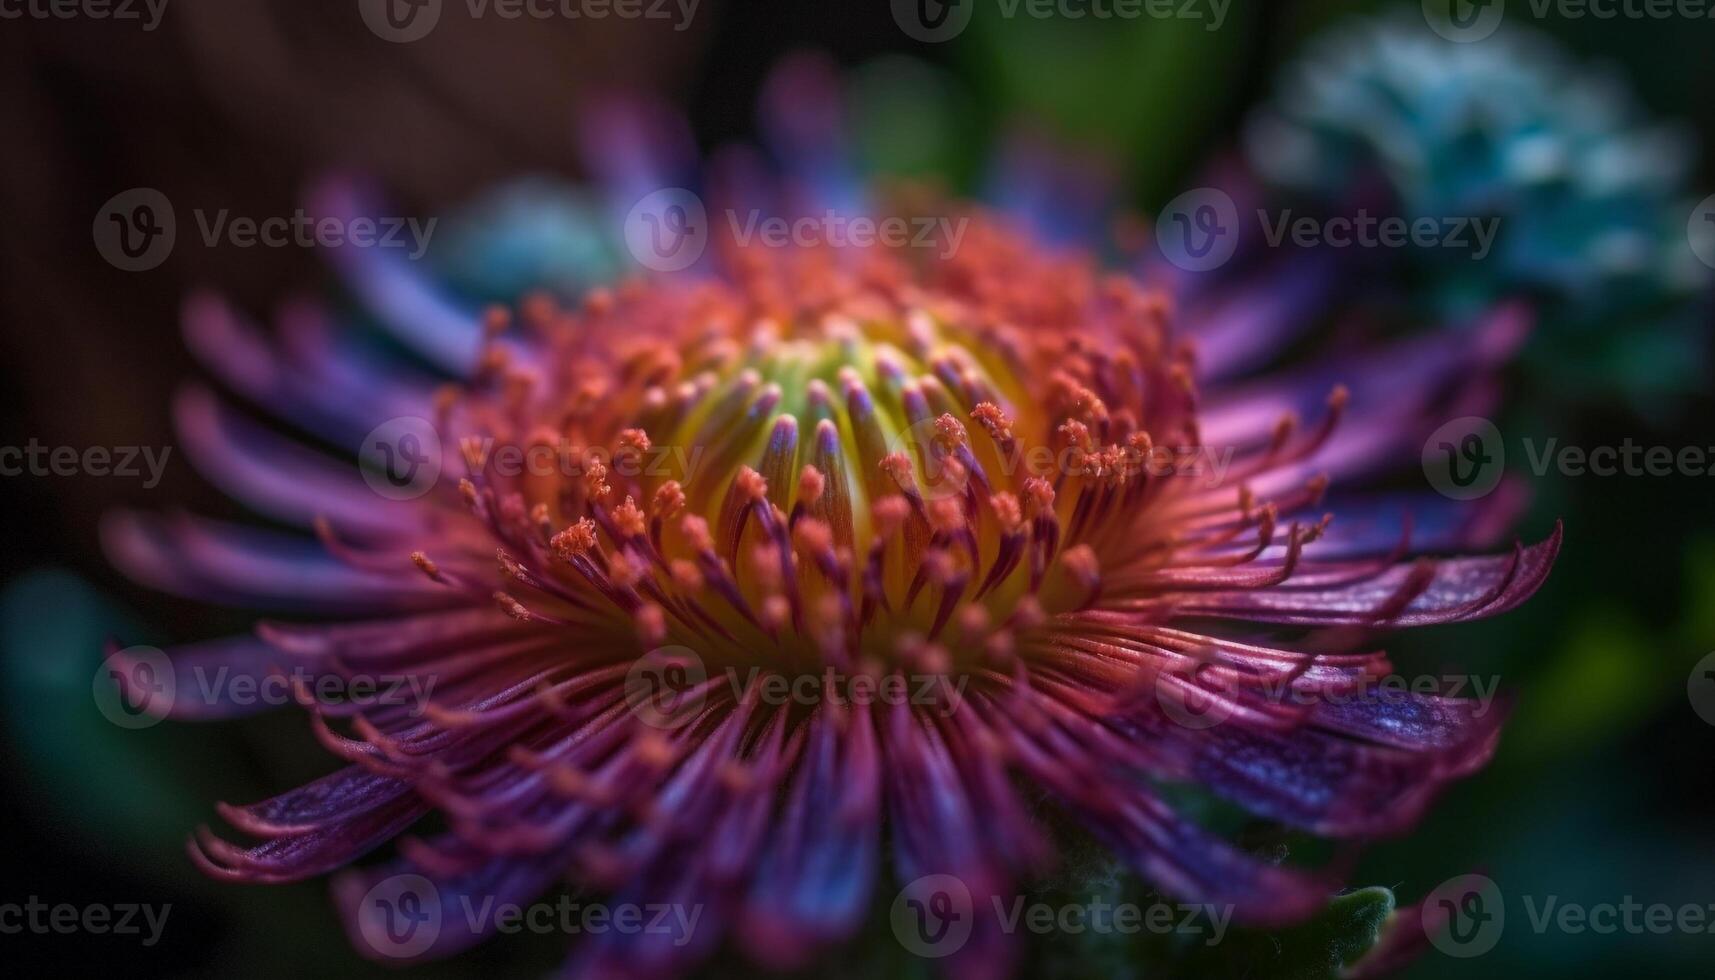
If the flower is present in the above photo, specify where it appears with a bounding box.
[1246,16,1708,404]
[106,58,1558,980]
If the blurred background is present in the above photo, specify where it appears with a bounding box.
[1,0,1712,976]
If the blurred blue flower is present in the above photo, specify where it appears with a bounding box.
[427,177,619,304]
[1247,17,1709,406]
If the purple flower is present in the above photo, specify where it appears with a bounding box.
[105,59,1557,980]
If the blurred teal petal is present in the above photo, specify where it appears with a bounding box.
[428,177,620,303]
[1,568,236,870]
[1248,15,1709,404]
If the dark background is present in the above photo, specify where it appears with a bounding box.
[2,1,1712,977]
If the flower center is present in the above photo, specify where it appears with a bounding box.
[421,218,1215,686]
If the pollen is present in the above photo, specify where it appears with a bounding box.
[611,496,647,538]
[551,518,599,561]
[405,212,1220,677]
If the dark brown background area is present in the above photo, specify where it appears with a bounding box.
[0,0,924,589]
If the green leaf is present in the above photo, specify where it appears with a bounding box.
[1505,605,1660,762]
[2,570,208,852]
[850,56,979,185]
[1176,886,1399,980]
[962,8,1250,202]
